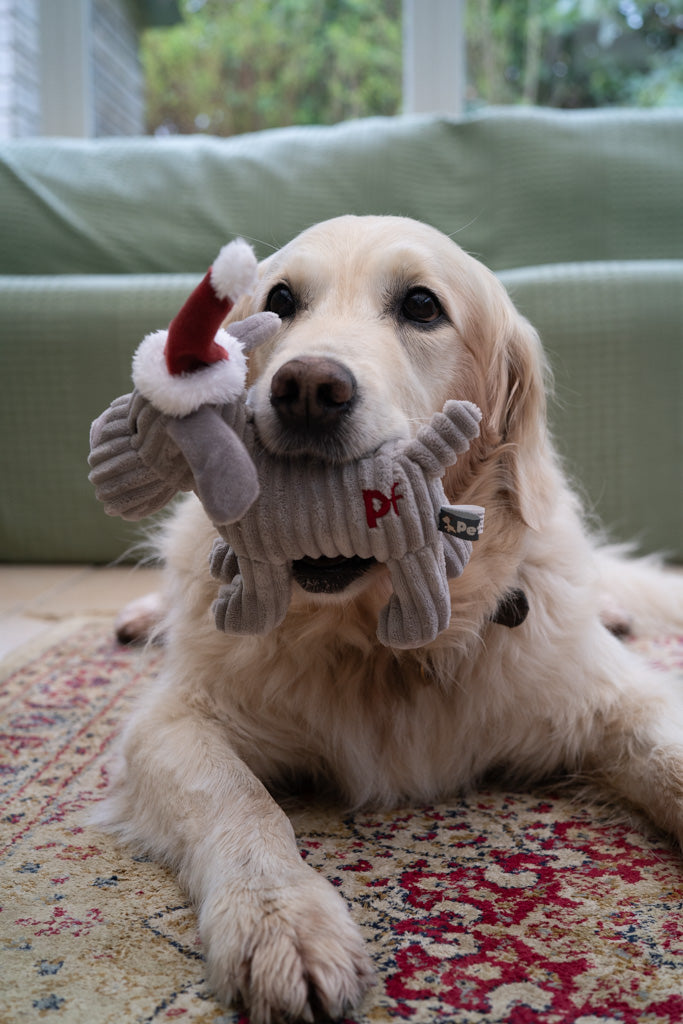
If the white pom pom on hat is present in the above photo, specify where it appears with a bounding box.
[210,237,259,301]
[131,239,258,418]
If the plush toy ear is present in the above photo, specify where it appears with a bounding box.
[227,312,281,353]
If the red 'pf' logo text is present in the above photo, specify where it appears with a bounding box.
[362,482,403,528]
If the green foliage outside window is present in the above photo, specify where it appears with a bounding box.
[142,0,402,135]
[469,0,683,108]
[141,0,683,136]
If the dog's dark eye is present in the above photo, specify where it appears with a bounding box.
[401,288,443,324]
[266,284,296,319]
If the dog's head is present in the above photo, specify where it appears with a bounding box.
[230,216,551,597]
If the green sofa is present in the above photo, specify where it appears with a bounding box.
[1,108,681,563]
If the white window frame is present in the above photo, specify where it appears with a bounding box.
[40,0,93,136]
[402,0,466,117]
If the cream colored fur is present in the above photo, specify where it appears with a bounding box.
[97,216,683,1023]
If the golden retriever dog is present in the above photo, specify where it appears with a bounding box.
[99,215,683,1023]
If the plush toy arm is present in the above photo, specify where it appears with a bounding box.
[166,406,259,524]
[441,535,472,580]
[90,391,259,527]
[403,400,482,475]
[88,391,194,520]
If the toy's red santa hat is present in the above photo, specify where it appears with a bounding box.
[132,238,258,417]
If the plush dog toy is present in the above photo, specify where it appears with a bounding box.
[89,241,484,649]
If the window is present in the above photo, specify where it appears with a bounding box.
[1,0,680,138]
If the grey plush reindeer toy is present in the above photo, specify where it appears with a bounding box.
[89,240,484,650]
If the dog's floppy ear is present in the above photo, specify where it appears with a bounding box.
[482,302,552,532]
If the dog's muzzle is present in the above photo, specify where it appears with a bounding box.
[268,356,358,460]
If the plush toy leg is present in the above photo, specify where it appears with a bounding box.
[213,558,292,636]
[377,544,452,650]
[166,406,259,525]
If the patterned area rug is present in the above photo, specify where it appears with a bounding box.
[2,620,683,1024]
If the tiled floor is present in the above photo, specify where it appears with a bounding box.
[0,564,164,661]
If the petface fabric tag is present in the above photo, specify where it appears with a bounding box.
[438,505,485,541]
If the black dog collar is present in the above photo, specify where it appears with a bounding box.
[491,588,529,628]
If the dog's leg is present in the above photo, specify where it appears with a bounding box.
[564,635,683,847]
[590,697,683,845]
[96,691,374,1022]
[596,548,683,638]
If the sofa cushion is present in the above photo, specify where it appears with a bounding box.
[498,261,683,559]
[1,274,199,562]
[1,108,682,277]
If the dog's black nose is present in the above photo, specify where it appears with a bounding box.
[270,357,356,429]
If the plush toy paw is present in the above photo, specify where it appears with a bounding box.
[209,537,239,583]
[404,399,482,474]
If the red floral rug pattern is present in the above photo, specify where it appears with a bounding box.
[1,622,683,1023]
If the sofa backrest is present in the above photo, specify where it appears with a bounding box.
[2,107,682,276]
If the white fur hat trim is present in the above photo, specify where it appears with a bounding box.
[132,328,247,418]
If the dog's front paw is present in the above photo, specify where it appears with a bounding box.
[200,867,374,1022]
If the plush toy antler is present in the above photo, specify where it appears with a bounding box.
[88,239,279,524]
[89,240,485,650]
